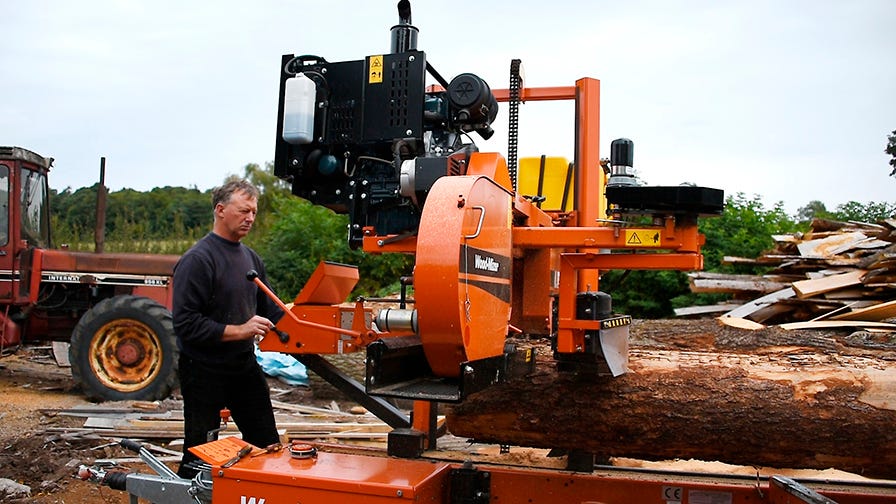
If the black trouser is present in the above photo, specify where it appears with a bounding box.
[176,354,280,478]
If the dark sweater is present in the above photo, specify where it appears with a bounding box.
[172,232,282,371]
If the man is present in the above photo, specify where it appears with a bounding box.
[172,179,283,478]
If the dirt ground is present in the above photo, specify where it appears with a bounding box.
[0,347,315,503]
[0,347,127,503]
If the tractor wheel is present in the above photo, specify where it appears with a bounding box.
[70,295,179,402]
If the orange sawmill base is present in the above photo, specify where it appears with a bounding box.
[208,448,895,504]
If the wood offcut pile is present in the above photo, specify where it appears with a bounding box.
[41,395,396,465]
[681,217,896,332]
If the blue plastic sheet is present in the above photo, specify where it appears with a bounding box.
[254,345,309,386]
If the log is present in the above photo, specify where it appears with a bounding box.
[446,320,896,479]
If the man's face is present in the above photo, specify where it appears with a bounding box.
[214,189,258,241]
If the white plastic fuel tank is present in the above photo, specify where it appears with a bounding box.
[282,72,316,145]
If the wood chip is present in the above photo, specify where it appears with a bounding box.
[717,317,765,330]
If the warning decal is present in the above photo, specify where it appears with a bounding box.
[368,55,384,83]
[624,229,662,247]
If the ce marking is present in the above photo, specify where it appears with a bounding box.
[662,486,683,502]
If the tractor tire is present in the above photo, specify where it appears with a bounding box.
[70,295,179,402]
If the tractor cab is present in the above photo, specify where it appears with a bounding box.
[0,146,52,306]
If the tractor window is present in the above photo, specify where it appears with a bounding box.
[0,164,8,246]
[20,168,50,248]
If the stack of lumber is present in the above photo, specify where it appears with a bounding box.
[42,397,396,463]
[681,218,896,330]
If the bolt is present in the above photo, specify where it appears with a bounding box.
[377,240,384,247]
[291,159,299,166]
[321,67,327,74]
[408,55,415,62]
[406,129,413,136]
[397,490,403,497]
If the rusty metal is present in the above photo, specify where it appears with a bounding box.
[94,156,107,254]
[88,318,163,393]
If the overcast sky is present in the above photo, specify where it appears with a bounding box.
[2,0,893,215]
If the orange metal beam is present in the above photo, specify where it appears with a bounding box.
[513,226,702,253]
[574,78,602,291]
[493,86,577,102]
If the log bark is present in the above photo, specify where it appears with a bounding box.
[446,320,896,479]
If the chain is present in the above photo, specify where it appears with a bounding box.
[507,59,522,192]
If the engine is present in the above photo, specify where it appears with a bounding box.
[273,1,498,248]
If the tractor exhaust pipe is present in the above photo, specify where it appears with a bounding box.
[94,156,107,253]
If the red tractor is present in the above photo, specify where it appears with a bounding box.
[0,146,180,401]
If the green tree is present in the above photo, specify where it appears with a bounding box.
[50,184,212,252]
[600,269,690,319]
[255,192,412,300]
[796,200,831,224]
[698,193,797,274]
[831,200,896,222]
[887,129,896,177]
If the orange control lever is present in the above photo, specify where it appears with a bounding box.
[246,270,375,343]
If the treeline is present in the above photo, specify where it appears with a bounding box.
[49,163,412,299]
[51,184,211,254]
[49,163,895,316]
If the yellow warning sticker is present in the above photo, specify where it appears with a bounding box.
[624,229,662,247]
[368,55,384,84]
[601,316,632,329]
